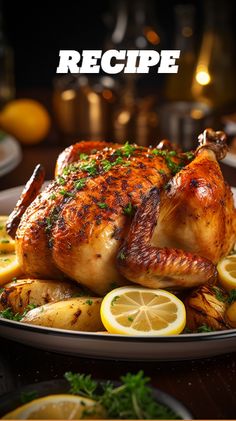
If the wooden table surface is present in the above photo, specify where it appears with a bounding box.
[0,133,236,419]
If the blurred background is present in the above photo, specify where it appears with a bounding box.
[0,0,236,184]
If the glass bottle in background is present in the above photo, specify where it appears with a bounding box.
[105,0,161,144]
[165,4,196,102]
[191,0,235,110]
[0,6,14,108]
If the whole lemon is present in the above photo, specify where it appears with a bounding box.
[0,99,51,144]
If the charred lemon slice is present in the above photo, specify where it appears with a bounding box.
[100,286,186,336]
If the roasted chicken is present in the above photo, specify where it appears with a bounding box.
[7,129,236,295]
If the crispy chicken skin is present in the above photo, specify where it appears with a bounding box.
[12,130,236,295]
[117,130,236,288]
[14,143,185,295]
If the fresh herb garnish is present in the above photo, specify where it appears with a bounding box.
[1,239,9,244]
[111,296,120,306]
[123,202,134,216]
[197,324,214,333]
[0,303,37,321]
[65,371,179,419]
[227,289,236,304]
[115,142,136,158]
[74,178,87,190]
[98,202,108,209]
[212,287,226,303]
[57,176,66,186]
[80,159,97,176]
[85,299,93,306]
[151,149,184,175]
[49,193,56,200]
[59,189,75,198]
[128,316,134,322]
[80,153,89,160]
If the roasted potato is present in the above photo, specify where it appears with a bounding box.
[185,284,229,331]
[0,278,81,314]
[21,297,104,331]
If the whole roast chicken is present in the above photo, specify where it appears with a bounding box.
[7,129,236,295]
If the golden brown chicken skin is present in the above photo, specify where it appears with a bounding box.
[15,143,188,295]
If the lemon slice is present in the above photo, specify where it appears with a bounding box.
[0,216,15,253]
[3,394,105,419]
[0,252,22,285]
[217,254,236,291]
[100,287,186,336]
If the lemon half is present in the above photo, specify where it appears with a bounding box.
[3,394,105,420]
[217,254,236,291]
[100,286,186,336]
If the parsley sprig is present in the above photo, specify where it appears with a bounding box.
[65,371,180,419]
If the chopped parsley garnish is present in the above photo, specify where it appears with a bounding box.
[0,288,4,293]
[98,202,108,209]
[75,178,87,190]
[57,176,66,186]
[65,371,179,419]
[79,153,89,160]
[212,287,226,302]
[80,159,97,176]
[111,296,120,306]
[123,202,134,216]
[59,189,75,198]
[197,324,214,333]
[1,239,9,244]
[115,142,136,158]
[0,303,37,322]
[12,277,17,282]
[227,289,236,304]
[128,316,134,322]
[151,149,184,175]
[85,299,93,306]
[49,193,56,200]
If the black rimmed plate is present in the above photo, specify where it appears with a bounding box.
[0,186,236,361]
[0,378,193,419]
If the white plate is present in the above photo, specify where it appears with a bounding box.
[0,136,22,177]
[0,185,236,361]
[222,152,236,168]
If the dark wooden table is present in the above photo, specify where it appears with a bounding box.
[0,136,236,419]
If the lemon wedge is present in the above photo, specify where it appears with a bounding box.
[217,254,236,291]
[0,216,15,253]
[0,252,22,285]
[100,287,186,336]
[3,394,105,419]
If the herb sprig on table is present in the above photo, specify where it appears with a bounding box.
[65,370,180,419]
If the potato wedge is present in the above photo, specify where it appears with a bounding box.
[0,279,81,314]
[21,297,104,331]
[185,284,229,331]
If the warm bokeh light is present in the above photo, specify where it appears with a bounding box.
[190,108,204,120]
[61,89,76,101]
[117,110,130,125]
[102,89,113,101]
[144,27,160,45]
[195,70,211,86]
